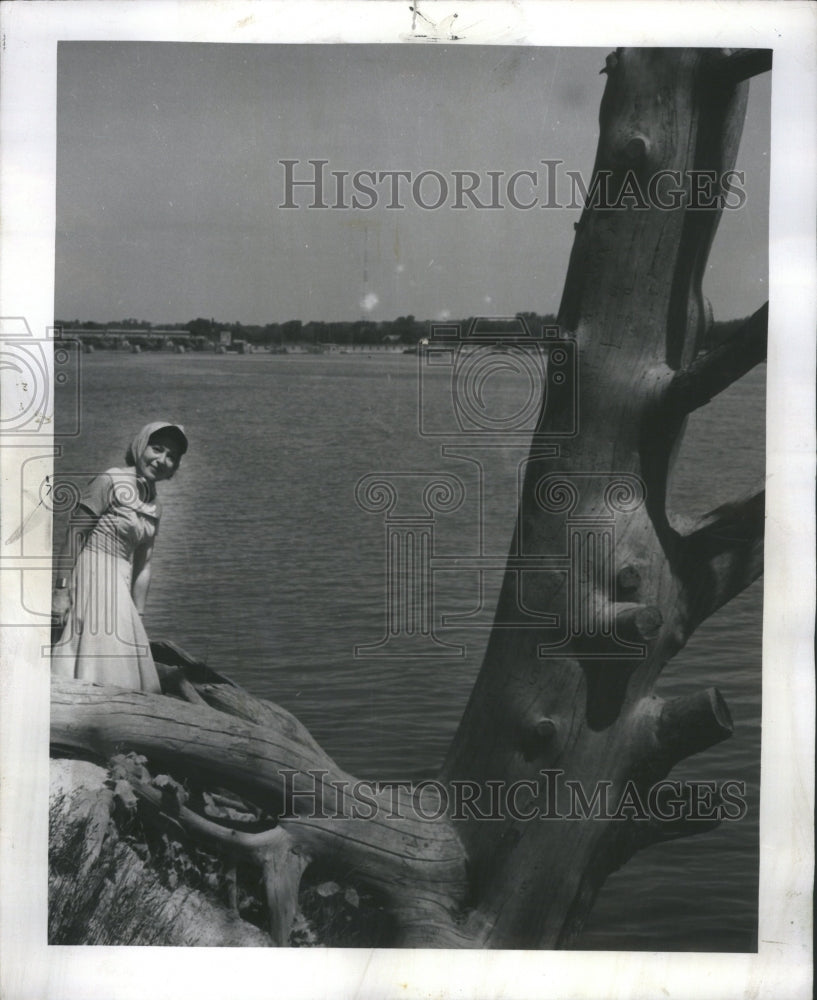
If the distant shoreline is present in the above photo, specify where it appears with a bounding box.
[57,312,758,358]
[70,343,416,357]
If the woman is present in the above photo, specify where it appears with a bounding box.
[51,421,188,693]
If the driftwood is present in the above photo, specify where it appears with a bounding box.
[51,663,471,946]
[49,758,273,946]
[50,47,768,948]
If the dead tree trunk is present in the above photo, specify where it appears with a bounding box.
[438,45,767,947]
[50,48,768,948]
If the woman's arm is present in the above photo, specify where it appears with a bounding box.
[51,506,100,619]
[131,539,154,614]
[52,473,115,620]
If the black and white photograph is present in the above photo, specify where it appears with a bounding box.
[0,3,813,999]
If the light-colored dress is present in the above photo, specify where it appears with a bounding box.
[51,468,162,693]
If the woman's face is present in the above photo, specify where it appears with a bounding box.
[137,431,182,483]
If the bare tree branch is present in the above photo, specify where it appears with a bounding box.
[655,688,735,765]
[681,488,765,623]
[666,302,768,416]
[713,49,773,86]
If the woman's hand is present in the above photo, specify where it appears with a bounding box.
[52,505,97,630]
[131,539,154,615]
[51,585,71,627]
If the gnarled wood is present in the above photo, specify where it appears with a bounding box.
[51,679,472,946]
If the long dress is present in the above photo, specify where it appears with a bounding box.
[51,468,162,693]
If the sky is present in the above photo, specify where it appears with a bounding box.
[55,43,770,327]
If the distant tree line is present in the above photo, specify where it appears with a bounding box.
[56,312,750,353]
[57,315,430,347]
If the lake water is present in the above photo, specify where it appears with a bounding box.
[54,350,764,951]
